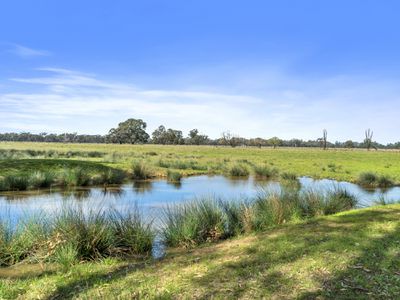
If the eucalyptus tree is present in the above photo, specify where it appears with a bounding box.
[187,129,209,145]
[106,118,149,144]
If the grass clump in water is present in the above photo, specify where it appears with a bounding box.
[253,165,278,179]
[229,164,250,177]
[358,172,394,188]
[131,161,153,180]
[281,172,298,181]
[167,170,182,182]
[357,172,378,187]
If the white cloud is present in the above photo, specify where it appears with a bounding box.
[7,43,50,58]
[1,67,400,143]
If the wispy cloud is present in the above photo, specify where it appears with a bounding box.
[1,67,400,143]
[6,43,50,58]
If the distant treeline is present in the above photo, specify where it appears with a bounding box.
[1,118,399,149]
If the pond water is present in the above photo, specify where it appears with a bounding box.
[1,175,400,225]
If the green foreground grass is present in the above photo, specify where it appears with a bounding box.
[1,204,399,299]
[1,142,400,184]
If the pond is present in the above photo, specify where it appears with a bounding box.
[1,175,400,225]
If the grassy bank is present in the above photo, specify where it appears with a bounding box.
[1,204,399,299]
[1,142,400,186]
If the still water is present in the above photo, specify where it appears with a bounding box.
[1,175,400,224]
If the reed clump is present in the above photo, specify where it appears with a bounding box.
[0,206,154,267]
[357,172,394,188]
[162,188,358,247]
[253,165,279,179]
[229,164,250,177]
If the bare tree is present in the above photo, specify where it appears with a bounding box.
[364,129,373,151]
[322,129,328,150]
[221,131,241,147]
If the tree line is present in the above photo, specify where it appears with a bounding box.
[1,118,399,149]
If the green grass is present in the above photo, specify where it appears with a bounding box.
[0,206,154,267]
[253,164,278,178]
[1,142,400,185]
[358,172,395,188]
[131,161,153,180]
[229,164,250,177]
[166,169,182,182]
[1,205,399,299]
[0,159,127,191]
[162,189,358,247]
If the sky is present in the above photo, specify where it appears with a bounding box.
[1,0,400,143]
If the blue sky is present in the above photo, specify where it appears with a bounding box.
[1,0,400,143]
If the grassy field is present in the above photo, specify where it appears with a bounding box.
[1,142,400,184]
[1,204,399,299]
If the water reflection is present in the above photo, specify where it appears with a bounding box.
[166,181,182,189]
[133,181,153,194]
[61,189,92,201]
[1,176,400,224]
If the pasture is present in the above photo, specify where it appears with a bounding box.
[1,142,400,185]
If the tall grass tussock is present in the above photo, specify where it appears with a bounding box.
[132,161,153,180]
[229,164,250,177]
[253,165,279,179]
[0,206,154,267]
[357,172,394,188]
[162,188,358,247]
